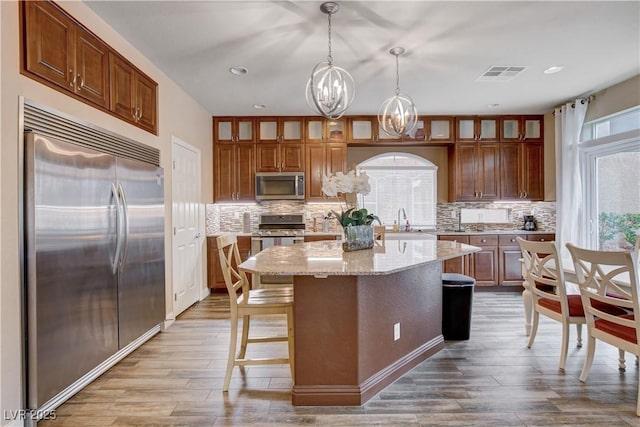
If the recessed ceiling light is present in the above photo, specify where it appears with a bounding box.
[544,66,564,74]
[253,104,267,109]
[229,66,248,75]
[487,103,500,108]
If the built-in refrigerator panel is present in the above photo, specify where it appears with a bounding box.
[116,157,165,348]
[25,132,119,408]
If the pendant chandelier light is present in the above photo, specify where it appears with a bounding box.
[305,2,355,119]
[378,47,418,138]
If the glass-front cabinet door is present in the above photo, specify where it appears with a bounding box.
[403,119,426,142]
[426,117,453,142]
[304,118,325,143]
[214,117,254,143]
[281,118,302,143]
[456,117,476,142]
[501,116,543,142]
[347,117,375,143]
[479,117,498,141]
[326,118,346,142]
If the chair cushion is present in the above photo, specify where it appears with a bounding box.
[594,314,637,344]
[538,295,628,317]
[538,294,584,316]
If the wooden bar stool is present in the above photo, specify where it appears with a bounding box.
[216,234,295,392]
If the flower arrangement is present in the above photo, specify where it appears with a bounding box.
[321,170,380,227]
[321,170,371,198]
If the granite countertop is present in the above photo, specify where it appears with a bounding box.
[434,230,554,235]
[239,238,480,276]
[207,230,553,237]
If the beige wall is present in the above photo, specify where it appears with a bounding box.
[347,146,449,202]
[1,1,212,420]
[585,75,640,122]
[544,74,640,202]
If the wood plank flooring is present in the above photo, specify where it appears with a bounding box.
[41,291,640,426]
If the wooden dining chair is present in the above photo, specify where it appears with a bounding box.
[216,234,294,392]
[567,243,640,415]
[517,237,585,371]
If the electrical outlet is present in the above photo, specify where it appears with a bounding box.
[305,211,311,220]
[234,212,240,219]
[451,211,457,219]
[393,322,400,341]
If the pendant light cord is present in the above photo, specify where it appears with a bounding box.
[395,54,401,95]
[327,12,333,65]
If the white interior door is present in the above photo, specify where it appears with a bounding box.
[171,137,203,316]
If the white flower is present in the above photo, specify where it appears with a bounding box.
[321,169,371,197]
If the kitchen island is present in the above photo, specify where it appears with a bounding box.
[239,236,480,406]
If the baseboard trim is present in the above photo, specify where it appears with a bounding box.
[292,335,444,406]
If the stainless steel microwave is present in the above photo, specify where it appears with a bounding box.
[255,172,305,201]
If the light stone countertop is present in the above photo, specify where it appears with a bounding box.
[239,238,480,276]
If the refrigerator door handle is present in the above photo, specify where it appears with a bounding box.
[118,183,130,272]
[111,182,123,275]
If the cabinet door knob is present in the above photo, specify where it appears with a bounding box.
[511,239,516,242]
[69,69,76,87]
[77,74,84,90]
[481,239,487,243]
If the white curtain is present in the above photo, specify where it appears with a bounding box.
[555,100,588,258]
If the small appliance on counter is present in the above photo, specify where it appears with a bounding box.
[523,215,538,231]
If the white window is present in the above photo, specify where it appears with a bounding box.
[357,153,437,230]
[581,127,640,251]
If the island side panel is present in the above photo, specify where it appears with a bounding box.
[292,262,445,406]
[357,262,443,383]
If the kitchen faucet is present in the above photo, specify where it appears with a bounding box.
[397,208,408,232]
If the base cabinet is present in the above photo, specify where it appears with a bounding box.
[439,233,555,287]
[468,235,498,286]
[207,236,252,290]
[438,235,470,275]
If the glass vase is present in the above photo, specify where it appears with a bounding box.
[342,224,374,252]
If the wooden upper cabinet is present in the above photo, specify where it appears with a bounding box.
[347,116,376,143]
[499,142,544,201]
[304,117,346,143]
[23,0,109,108]
[424,116,454,142]
[449,142,500,201]
[501,115,543,142]
[346,116,453,144]
[305,142,346,201]
[22,1,157,134]
[257,117,303,143]
[255,143,304,172]
[455,116,499,142]
[135,72,157,133]
[214,117,255,143]
[109,53,158,134]
[214,143,255,202]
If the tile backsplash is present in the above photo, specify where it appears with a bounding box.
[206,201,556,235]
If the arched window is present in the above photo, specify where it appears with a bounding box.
[357,153,437,230]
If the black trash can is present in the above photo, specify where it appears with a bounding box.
[442,273,476,340]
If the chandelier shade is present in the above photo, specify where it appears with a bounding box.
[306,2,355,119]
[377,47,418,138]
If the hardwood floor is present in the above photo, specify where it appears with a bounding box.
[41,291,640,426]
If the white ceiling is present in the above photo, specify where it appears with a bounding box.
[84,1,640,116]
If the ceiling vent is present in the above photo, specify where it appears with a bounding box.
[477,66,527,82]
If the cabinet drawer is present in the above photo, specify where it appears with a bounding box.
[439,234,470,244]
[499,234,526,246]
[527,234,555,242]
[469,235,498,246]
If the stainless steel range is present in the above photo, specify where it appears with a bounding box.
[251,214,305,287]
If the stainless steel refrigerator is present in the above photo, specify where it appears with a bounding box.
[24,131,165,411]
